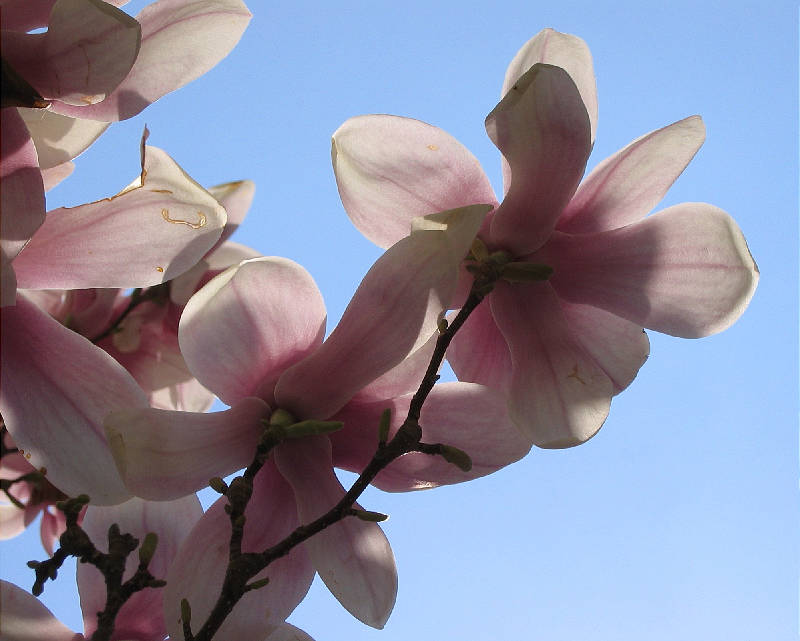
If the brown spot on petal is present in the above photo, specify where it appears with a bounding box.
[426,144,439,151]
[155,266,164,273]
[161,209,207,229]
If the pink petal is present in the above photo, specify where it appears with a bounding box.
[207,179,255,248]
[490,281,614,448]
[0,0,59,32]
[487,64,592,256]
[332,115,497,248]
[1,249,19,307]
[2,0,141,105]
[179,257,326,406]
[18,108,109,169]
[41,161,74,191]
[559,116,706,233]
[546,204,759,338]
[0,580,79,641]
[1,294,145,504]
[13,137,227,290]
[78,495,202,641]
[446,299,513,394]
[332,382,530,491]
[265,623,316,641]
[149,378,215,412]
[104,397,269,500]
[274,436,397,629]
[163,460,314,641]
[51,0,252,121]
[276,207,486,420]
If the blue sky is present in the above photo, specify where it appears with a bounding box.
[3,1,797,639]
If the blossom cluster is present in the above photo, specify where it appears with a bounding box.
[0,5,758,640]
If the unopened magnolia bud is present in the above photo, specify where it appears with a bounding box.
[138,532,158,565]
[470,237,489,261]
[437,316,449,333]
[439,445,473,472]
[245,577,270,591]
[268,408,296,429]
[284,420,344,439]
[209,477,228,494]
[378,408,392,444]
[180,598,192,624]
[351,508,389,522]
[500,261,553,282]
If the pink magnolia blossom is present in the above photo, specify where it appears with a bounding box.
[330,28,758,448]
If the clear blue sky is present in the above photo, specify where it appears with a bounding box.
[3,1,797,640]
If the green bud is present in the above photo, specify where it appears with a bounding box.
[284,420,344,439]
[500,261,554,283]
[351,508,389,522]
[439,445,473,472]
[245,577,270,592]
[180,598,192,624]
[268,408,297,429]
[378,408,392,444]
[437,316,449,333]
[138,532,159,565]
[208,477,229,494]
[470,237,489,262]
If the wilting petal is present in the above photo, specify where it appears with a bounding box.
[41,161,74,191]
[18,108,109,169]
[502,28,598,145]
[14,139,227,290]
[559,116,706,233]
[104,397,269,500]
[274,436,397,628]
[163,460,313,641]
[2,0,141,105]
[78,495,202,641]
[491,282,614,448]
[0,581,78,641]
[180,257,326,406]
[276,206,486,420]
[487,64,591,256]
[332,115,497,248]
[1,109,45,260]
[51,0,252,121]
[332,383,530,491]
[447,300,513,394]
[1,295,144,504]
[547,204,759,338]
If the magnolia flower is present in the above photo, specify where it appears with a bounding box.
[330,28,758,448]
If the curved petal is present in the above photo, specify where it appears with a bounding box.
[2,0,141,105]
[547,204,759,338]
[559,116,706,233]
[276,206,486,420]
[78,495,202,641]
[559,301,650,394]
[180,257,326,406]
[446,299,513,393]
[332,382,530,491]
[1,295,144,504]
[0,580,78,641]
[207,179,255,248]
[104,397,269,500]
[51,0,252,121]
[487,64,591,256]
[332,115,497,248]
[490,281,614,448]
[274,436,397,629]
[163,460,314,641]
[18,108,109,169]
[14,140,227,290]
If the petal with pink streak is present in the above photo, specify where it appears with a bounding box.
[1,109,45,260]
[559,301,650,394]
[1,295,144,504]
[275,437,397,629]
[2,0,140,105]
[491,281,614,448]
[18,108,109,169]
[179,257,326,406]
[332,115,497,248]
[276,207,486,420]
[78,495,202,641]
[487,64,591,256]
[13,141,227,290]
[51,0,252,121]
[0,580,79,641]
[104,397,269,500]
[163,460,314,641]
[332,382,530,491]
[446,299,513,394]
[559,116,706,233]
[548,204,759,338]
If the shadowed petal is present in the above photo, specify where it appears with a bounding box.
[559,116,706,233]
[487,64,591,256]
[491,281,614,448]
[275,436,397,629]
[332,115,497,248]
[0,581,78,641]
[1,295,143,504]
[18,108,109,169]
[179,257,326,406]
[547,204,759,338]
[104,397,269,500]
